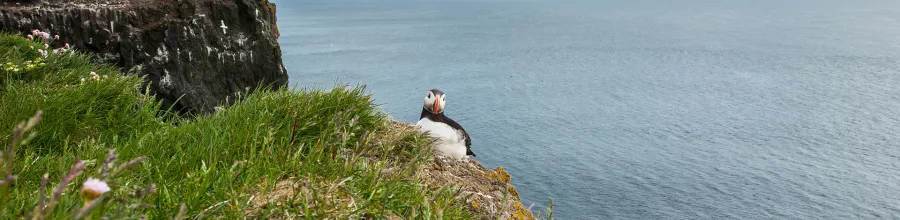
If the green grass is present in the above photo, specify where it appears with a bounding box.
[0,32,473,219]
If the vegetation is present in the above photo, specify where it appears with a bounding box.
[0,31,476,219]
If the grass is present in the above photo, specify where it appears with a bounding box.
[0,32,475,219]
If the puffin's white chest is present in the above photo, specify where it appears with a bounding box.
[416,118,467,159]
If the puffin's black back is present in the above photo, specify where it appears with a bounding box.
[421,108,476,157]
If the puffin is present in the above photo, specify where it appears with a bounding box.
[416,89,475,159]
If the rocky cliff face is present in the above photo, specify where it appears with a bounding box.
[0,0,288,113]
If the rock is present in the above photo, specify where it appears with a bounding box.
[0,0,288,113]
[420,156,535,220]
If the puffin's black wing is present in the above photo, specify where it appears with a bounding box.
[440,116,475,157]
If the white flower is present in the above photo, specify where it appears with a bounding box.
[90,72,101,80]
[54,35,59,40]
[44,44,49,49]
[80,178,110,203]
[26,35,33,40]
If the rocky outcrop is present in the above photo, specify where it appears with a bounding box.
[407,122,535,219]
[421,157,535,220]
[0,0,288,113]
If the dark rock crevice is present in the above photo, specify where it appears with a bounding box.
[1,0,288,113]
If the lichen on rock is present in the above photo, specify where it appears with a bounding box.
[418,149,534,219]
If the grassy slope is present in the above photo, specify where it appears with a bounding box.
[0,32,472,219]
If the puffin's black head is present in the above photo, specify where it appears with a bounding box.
[423,89,446,114]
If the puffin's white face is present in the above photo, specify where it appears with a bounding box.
[424,90,446,114]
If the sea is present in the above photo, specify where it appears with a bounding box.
[272,0,900,219]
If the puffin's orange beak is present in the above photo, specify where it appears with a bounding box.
[433,98,440,113]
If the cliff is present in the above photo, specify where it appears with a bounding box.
[0,1,541,218]
[421,154,535,219]
[0,0,288,113]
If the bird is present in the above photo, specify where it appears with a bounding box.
[416,89,475,160]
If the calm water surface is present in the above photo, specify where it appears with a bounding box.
[273,0,900,218]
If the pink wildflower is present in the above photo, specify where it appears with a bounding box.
[64,43,70,49]
[54,35,59,40]
[90,72,100,80]
[31,30,39,35]
[44,44,49,49]
[80,178,111,204]
[26,35,33,40]
[29,46,34,50]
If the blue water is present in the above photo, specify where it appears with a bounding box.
[273,0,900,218]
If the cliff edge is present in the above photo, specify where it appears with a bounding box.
[0,0,288,113]
[421,156,535,219]
[248,121,536,219]
[392,122,535,219]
